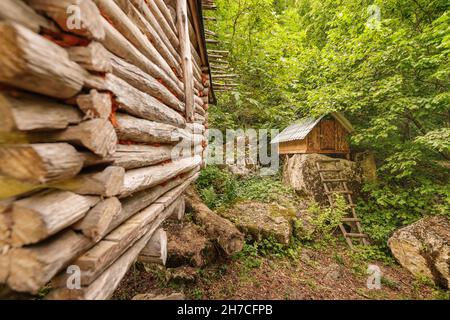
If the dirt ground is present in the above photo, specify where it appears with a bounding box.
[113,243,446,300]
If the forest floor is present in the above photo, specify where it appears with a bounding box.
[113,242,447,300]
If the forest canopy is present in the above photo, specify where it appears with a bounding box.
[207,0,449,245]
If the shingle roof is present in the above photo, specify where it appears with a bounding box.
[270,112,354,144]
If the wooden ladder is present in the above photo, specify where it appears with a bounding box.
[315,159,368,249]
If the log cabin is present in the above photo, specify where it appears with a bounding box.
[0,0,214,299]
[271,112,354,156]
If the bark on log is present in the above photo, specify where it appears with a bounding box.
[10,190,99,247]
[105,74,185,128]
[26,0,105,40]
[0,0,57,34]
[67,42,112,73]
[73,197,121,242]
[0,22,86,99]
[0,92,83,133]
[76,89,112,120]
[120,155,201,197]
[185,187,244,256]
[0,143,84,184]
[100,16,184,99]
[94,0,181,88]
[112,144,173,170]
[109,53,184,112]
[138,228,167,266]
[115,113,181,145]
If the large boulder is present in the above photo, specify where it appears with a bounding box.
[220,201,293,245]
[388,215,450,289]
[282,154,362,205]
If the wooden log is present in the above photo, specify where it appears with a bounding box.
[112,144,173,170]
[26,0,105,40]
[115,113,182,145]
[48,224,160,300]
[116,0,182,77]
[67,42,112,73]
[115,169,199,230]
[94,0,181,88]
[0,200,13,249]
[0,251,10,284]
[7,229,93,293]
[168,196,185,221]
[0,143,84,184]
[0,92,83,133]
[109,54,184,112]
[10,190,99,247]
[186,123,205,134]
[147,0,179,50]
[55,166,124,197]
[76,89,112,120]
[0,0,57,33]
[47,119,117,157]
[138,228,167,266]
[120,155,201,197]
[100,16,184,99]
[185,187,244,256]
[0,22,86,99]
[105,74,185,128]
[73,197,121,242]
[155,0,177,36]
[177,0,194,122]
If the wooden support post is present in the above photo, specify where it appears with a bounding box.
[177,0,194,122]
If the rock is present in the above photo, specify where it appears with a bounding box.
[323,263,342,281]
[165,222,217,268]
[168,267,198,284]
[132,292,185,300]
[388,215,450,289]
[221,201,293,245]
[282,154,362,205]
[355,151,377,182]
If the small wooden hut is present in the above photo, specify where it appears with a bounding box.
[271,112,354,155]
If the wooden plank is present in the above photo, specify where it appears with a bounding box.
[10,190,99,247]
[0,22,86,99]
[177,0,194,122]
[0,92,83,133]
[27,0,104,40]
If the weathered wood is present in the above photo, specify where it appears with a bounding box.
[94,0,181,87]
[0,143,84,184]
[115,113,182,145]
[168,196,185,221]
[120,155,202,197]
[0,251,10,284]
[105,74,185,128]
[26,0,105,40]
[0,22,86,99]
[112,144,173,170]
[185,187,244,256]
[148,0,179,49]
[0,92,83,133]
[155,0,177,35]
[116,0,182,77]
[76,90,112,120]
[186,123,205,134]
[7,229,93,293]
[138,228,167,266]
[100,16,184,99]
[10,190,99,247]
[73,197,121,242]
[55,166,124,197]
[177,0,194,122]
[109,53,184,112]
[0,0,57,33]
[67,42,112,73]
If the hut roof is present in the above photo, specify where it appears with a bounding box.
[271,112,354,144]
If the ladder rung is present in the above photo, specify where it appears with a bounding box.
[322,178,347,183]
[342,218,361,222]
[326,190,353,195]
[346,233,368,238]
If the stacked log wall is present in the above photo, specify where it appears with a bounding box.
[0,0,210,299]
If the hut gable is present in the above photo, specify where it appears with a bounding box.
[272,112,353,155]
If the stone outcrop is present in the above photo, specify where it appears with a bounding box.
[282,154,362,205]
[388,215,450,289]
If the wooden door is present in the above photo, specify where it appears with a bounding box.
[320,120,336,150]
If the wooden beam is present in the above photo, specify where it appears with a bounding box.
[138,228,167,266]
